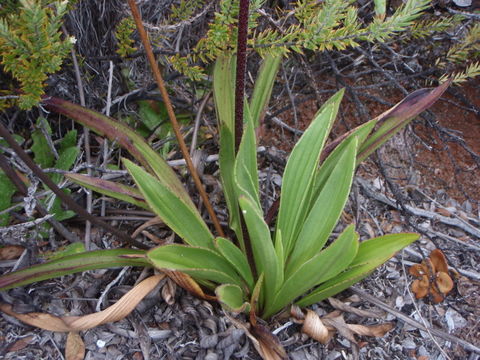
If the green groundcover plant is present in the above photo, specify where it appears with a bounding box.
[0,51,449,320]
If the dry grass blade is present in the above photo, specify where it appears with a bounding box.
[0,274,165,332]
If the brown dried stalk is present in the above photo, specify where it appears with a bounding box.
[128,0,224,237]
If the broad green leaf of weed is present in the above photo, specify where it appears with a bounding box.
[234,102,260,209]
[216,283,250,313]
[311,119,376,204]
[214,55,244,246]
[66,173,150,210]
[250,55,281,127]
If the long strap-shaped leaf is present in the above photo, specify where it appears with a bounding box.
[249,55,281,127]
[66,173,150,210]
[42,96,197,210]
[275,89,344,260]
[296,233,419,307]
[125,159,214,249]
[214,56,243,243]
[235,102,261,210]
[239,195,281,310]
[147,244,243,287]
[285,137,357,275]
[0,249,149,291]
[265,225,359,318]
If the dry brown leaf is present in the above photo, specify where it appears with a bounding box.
[347,322,394,337]
[0,245,25,260]
[301,309,331,344]
[66,332,85,360]
[6,335,35,352]
[0,274,165,332]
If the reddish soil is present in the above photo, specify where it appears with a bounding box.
[261,78,480,210]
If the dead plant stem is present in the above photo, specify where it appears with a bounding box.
[128,0,224,237]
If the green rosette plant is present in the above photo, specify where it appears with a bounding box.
[0,53,450,320]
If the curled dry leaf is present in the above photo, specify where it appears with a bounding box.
[301,309,330,344]
[0,274,165,332]
[409,249,454,303]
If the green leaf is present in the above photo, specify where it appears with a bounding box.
[138,100,166,131]
[213,55,236,133]
[31,128,54,169]
[124,159,214,249]
[49,188,76,221]
[312,119,377,201]
[215,237,254,290]
[216,283,250,313]
[147,244,242,286]
[66,173,150,210]
[285,137,357,275]
[234,102,260,209]
[50,130,78,184]
[0,172,16,226]
[239,195,280,310]
[0,249,149,291]
[296,232,419,307]
[266,225,359,318]
[250,55,281,127]
[276,89,344,260]
[214,55,243,244]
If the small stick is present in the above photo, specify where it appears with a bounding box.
[63,24,93,249]
[128,0,224,237]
